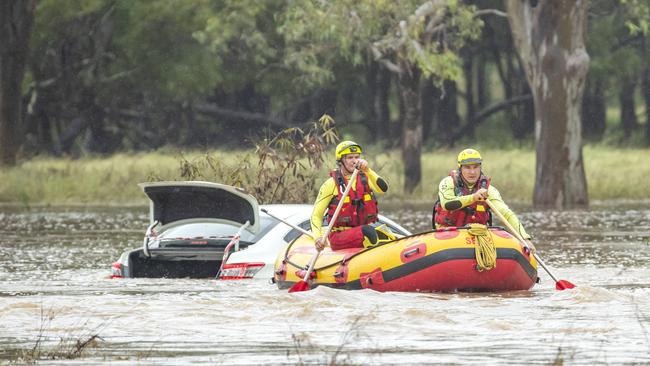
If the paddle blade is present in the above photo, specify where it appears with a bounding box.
[288,280,310,293]
[555,280,576,290]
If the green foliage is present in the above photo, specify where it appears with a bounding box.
[111,0,220,100]
[588,0,650,88]
[279,0,483,87]
[175,114,340,203]
[19,0,650,163]
[620,0,650,35]
[403,1,483,81]
[0,153,178,205]
[31,0,222,102]
[193,0,287,92]
[2,145,650,205]
[32,0,106,44]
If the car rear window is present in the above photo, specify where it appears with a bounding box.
[159,216,278,243]
[282,220,311,243]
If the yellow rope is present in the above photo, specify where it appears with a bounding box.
[467,223,497,271]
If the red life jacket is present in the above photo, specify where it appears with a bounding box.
[325,169,378,228]
[433,170,492,227]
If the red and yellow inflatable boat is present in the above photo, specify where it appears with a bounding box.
[273,227,538,292]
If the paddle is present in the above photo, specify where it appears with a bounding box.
[260,208,316,239]
[288,168,359,293]
[485,199,575,290]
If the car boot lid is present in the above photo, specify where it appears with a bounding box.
[139,181,260,234]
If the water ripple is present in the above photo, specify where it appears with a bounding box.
[1,205,650,365]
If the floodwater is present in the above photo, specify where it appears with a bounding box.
[1,204,649,365]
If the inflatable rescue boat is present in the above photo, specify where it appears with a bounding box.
[273,226,538,292]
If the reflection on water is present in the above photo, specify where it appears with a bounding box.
[1,204,649,365]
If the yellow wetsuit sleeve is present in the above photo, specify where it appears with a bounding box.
[487,185,531,240]
[364,168,388,194]
[310,169,387,238]
[310,178,337,238]
[438,176,474,209]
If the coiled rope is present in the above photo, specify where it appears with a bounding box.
[468,223,497,271]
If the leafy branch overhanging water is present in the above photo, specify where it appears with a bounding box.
[166,114,340,204]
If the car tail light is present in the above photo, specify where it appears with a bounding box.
[111,262,123,278]
[218,263,265,280]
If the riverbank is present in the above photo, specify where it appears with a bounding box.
[1,146,648,205]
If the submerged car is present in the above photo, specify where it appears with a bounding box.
[111,181,411,280]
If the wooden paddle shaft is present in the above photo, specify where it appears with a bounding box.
[301,168,359,282]
[321,168,359,240]
[261,208,315,239]
[485,199,560,283]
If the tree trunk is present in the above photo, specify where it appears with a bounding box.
[395,84,405,147]
[397,64,422,194]
[183,102,198,146]
[619,76,638,140]
[421,78,440,144]
[0,0,36,166]
[437,79,460,146]
[376,68,391,142]
[494,42,519,139]
[519,83,535,140]
[643,66,650,146]
[477,51,488,109]
[366,61,392,141]
[507,50,535,139]
[512,78,535,140]
[507,0,590,209]
[463,50,476,139]
[366,60,379,140]
[582,77,606,141]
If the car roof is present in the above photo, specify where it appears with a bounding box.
[258,204,411,236]
[259,204,312,220]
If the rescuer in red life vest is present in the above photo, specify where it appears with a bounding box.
[433,148,535,249]
[311,141,389,251]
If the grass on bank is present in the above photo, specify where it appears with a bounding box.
[0,146,648,205]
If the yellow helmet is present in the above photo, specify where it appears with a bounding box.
[457,148,482,167]
[335,140,362,160]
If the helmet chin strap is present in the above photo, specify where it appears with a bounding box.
[342,164,355,175]
[339,159,355,175]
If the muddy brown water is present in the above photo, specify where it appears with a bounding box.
[1,204,649,365]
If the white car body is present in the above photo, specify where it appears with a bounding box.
[111,181,411,280]
[222,204,411,279]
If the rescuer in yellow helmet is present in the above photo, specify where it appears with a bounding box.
[311,140,390,251]
[432,148,534,248]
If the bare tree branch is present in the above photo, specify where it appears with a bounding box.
[194,103,293,129]
[449,94,533,141]
[370,44,403,74]
[474,9,508,18]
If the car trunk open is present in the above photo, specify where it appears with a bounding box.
[123,181,261,278]
[139,181,260,233]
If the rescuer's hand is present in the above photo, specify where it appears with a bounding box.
[355,159,368,172]
[473,188,488,202]
[314,237,327,251]
[525,239,536,252]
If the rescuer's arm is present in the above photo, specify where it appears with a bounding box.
[437,176,475,211]
[364,168,389,194]
[310,179,336,239]
[487,186,532,240]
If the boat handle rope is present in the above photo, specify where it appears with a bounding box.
[280,225,505,274]
[281,236,394,273]
[403,247,420,258]
[467,223,497,271]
